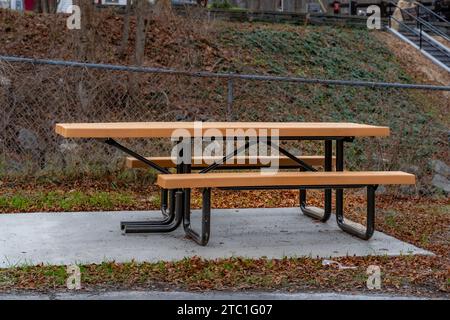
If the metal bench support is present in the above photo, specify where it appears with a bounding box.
[178,184,377,246]
[300,140,333,222]
[336,185,378,240]
[120,189,176,230]
[122,190,183,234]
[182,188,211,246]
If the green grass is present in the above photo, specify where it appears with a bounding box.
[384,211,398,228]
[0,191,134,212]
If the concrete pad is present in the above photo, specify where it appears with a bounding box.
[0,208,431,268]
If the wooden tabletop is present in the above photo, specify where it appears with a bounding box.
[55,122,390,138]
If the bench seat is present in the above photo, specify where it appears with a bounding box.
[126,156,336,169]
[156,171,416,189]
[147,170,415,245]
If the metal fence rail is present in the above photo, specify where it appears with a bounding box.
[2,56,449,91]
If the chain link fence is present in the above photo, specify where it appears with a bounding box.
[1,58,448,191]
[0,60,233,178]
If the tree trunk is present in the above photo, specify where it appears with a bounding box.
[38,0,59,13]
[72,0,96,61]
[41,0,48,13]
[119,0,132,59]
[154,0,172,17]
[134,0,151,66]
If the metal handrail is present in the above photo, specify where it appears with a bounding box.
[390,2,450,41]
[390,14,450,58]
[389,1,450,41]
[412,0,450,25]
[415,16,450,42]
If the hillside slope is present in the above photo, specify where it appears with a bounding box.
[0,9,448,193]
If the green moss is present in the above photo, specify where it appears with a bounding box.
[0,191,135,212]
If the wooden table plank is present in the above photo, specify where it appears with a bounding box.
[156,171,416,189]
[55,122,390,138]
[125,155,336,169]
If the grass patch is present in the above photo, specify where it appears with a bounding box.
[0,190,134,212]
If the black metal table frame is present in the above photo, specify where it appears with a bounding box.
[103,135,377,244]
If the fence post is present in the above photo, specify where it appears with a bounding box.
[227,77,234,121]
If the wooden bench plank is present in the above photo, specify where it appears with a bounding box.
[125,156,336,169]
[156,171,415,189]
[55,122,390,138]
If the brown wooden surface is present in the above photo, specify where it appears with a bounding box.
[55,122,390,138]
[156,171,415,189]
[125,155,336,169]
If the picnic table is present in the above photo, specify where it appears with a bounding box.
[55,122,414,246]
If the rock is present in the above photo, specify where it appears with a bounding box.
[431,174,450,193]
[77,82,90,111]
[391,0,416,30]
[355,184,387,196]
[18,128,40,152]
[430,160,450,177]
[399,184,416,195]
[400,165,420,175]
[0,75,10,86]
[59,142,79,153]
[406,165,420,175]
[175,113,187,121]
[376,185,387,194]
[197,115,212,122]
[4,159,24,172]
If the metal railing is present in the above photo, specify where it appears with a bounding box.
[413,0,450,25]
[388,1,450,58]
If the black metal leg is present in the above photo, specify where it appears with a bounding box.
[123,190,184,234]
[299,167,307,210]
[324,140,333,216]
[335,138,344,226]
[183,188,211,246]
[120,188,176,230]
[300,140,333,222]
[161,188,169,218]
[105,136,175,230]
[336,186,377,240]
[121,141,186,232]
